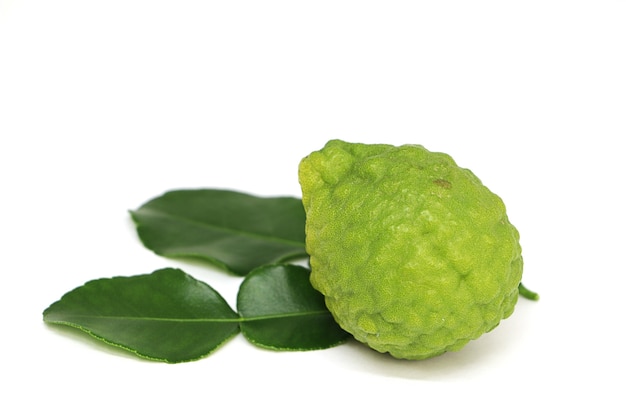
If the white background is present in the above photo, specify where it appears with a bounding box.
[1,1,624,415]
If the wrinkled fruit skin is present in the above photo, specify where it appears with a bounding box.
[298,140,522,360]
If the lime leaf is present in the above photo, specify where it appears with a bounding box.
[130,189,307,276]
[43,268,240,363]
[237,264,350,350]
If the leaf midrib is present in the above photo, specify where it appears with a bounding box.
[46,310,332,324]
[133,208,305,248]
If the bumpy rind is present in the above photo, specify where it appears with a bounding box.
[298,139,522,360]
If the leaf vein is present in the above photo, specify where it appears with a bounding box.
[47,310,332,324]
[133,209,305,248]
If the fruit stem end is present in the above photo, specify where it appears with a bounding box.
[519,283,539,301]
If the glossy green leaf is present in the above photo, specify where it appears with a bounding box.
[238,264,350,350]
[130,189,307,276]
[43,268,240,363]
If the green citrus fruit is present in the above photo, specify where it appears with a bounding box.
[298,139,523,360]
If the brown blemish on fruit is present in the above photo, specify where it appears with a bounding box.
[433,179,452,189]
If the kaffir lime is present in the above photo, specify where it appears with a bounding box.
[298,140,522,360]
